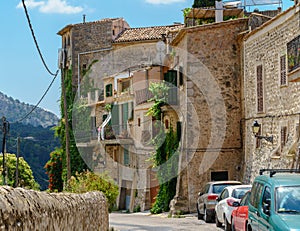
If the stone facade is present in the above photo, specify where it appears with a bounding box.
[243,4,300,183]
[0,186,108,231]
[170,18,250,212]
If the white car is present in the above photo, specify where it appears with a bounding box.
[215,185,252,231]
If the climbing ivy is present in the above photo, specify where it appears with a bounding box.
[147,81,179,214]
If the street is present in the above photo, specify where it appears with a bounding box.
[109,212,224,231]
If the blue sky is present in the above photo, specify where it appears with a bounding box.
[0,0,294,117]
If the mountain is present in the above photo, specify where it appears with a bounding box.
[0,92,59,127]
[0,92,60,190]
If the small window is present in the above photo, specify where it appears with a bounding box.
[280,55,287,86]
[105,84,113,97]
[124,147,129,166]
[138,118,141,127]
[280,126,287,152]
[165,119,169,129]
[257,65,264,113]
[179,67,184,86]
[211,171,228,181]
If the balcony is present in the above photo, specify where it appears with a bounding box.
[135,88,154,105]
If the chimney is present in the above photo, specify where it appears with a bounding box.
[215,1,223,23]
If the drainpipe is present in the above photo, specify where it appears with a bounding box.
[77,47,113,98]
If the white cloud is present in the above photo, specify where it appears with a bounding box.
[17,0,45,9]
[17,0,83,14]
[145,0,186,4]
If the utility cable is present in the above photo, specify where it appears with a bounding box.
[13,0,60,123]
[15,72,59,123]
[21,0,58,77]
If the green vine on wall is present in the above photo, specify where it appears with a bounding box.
[147,81,179,214]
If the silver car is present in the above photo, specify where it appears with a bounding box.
[197,181,242,222]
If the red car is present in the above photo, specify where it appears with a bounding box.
[231,190,251,231]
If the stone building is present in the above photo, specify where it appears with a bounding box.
[242,2,300,183]
[58,19,184,212]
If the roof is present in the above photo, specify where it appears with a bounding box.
[255,173,300,187]
[57,18,124,35]
[113,24,184,43]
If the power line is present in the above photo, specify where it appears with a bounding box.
[11,0,60,123]
[21,0,58,77]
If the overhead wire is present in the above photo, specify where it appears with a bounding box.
[13,0,60,123]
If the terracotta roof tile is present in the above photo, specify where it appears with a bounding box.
[113,24,184,43]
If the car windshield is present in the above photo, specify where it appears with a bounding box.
[212,183,240,194]
[276,186,300,213]
[232,187,252,199]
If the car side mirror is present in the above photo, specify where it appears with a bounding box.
[263,199,271,216]
[198,192,204,196]
[233,201,240,207]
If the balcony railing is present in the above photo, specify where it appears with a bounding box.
[135,88,154,105]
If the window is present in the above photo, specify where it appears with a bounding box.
[280,55,287,86]
[280,126,287,152]
[250,182,264,209]
[211,171,228,181]
[257,65,264,113]
[138,118,141,127]
[165,119,169,129]
[123,147,129,166]
[287,35,300,72]
[262,186,271,215]
[105,84,113,97]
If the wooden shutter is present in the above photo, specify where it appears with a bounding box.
[280,55,287,86]
[111,104,119,135]
[280,126,287,152]
[257,65,264,113]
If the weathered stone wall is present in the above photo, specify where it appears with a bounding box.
[171,19,249,212]
[243,5,300,183]
[0,187,108,231]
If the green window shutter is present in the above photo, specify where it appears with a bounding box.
[122,103,128,130]
[111,104,119,135]
[124,147,129,166]
[164,70,178,105]
[105,84,113,97]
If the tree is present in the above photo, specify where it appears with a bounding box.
[44,149,63,192]
[0,153,39,190]
[193,0,215,8]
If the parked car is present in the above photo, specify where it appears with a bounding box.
[248,169,300,231]
[197,180,242,222]
[215,185,252,231]
[231,190,251,231]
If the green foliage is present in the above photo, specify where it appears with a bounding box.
[44,149,63,192]
[146,81,169,120]
[0,153,39,190]
[53,67,89,188]
[66,171,119,211]
[146,81,179,214]
[6,122,60,190]
[183,8,192,17]
[193,0,215,8]
[150,128,179,214]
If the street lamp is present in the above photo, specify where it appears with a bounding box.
[252,120,273,143]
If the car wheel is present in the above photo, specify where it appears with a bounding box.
[196,204,203,220]
[215,214,222,227]
[224,216,231,231]
[204,207,211,223]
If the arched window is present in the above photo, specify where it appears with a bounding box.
[165,119,169,129]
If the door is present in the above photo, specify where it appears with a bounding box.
[249,182,264,230]
[258,186,271,231]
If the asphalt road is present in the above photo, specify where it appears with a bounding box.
[109,211,224,231]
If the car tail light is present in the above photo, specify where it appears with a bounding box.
[227,198,236,207]
[207,195,218,201]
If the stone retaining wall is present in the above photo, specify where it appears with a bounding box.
[0,186,108,231]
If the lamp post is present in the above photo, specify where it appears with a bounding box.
[252,120,273,143]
